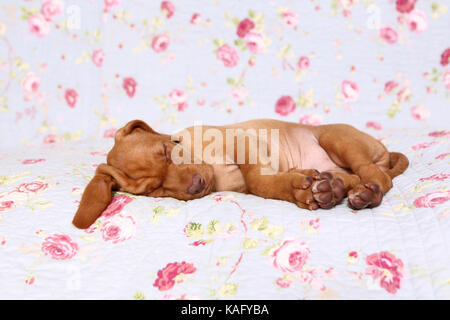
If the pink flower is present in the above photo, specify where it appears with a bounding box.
[216,44,239,67]
[406,10,427,34]
[230,86,248,101]
[419,173,450,182]
[441,48,450,67]
[443,70,450,89]
[21,73,41,94]
[414,190,450,208]
[161,1,175,18]
[395,0,416,14]
[410,105,430,121]
[123,77,137,98]
[16,181,49,194]
[41,234,78,260]
[297,56,310,70]
[100,194,133,219]
[299,114,322,126]
[43,134,60,144]
[101,214,137,243]
[190,13,201,25]
[151,34,170,53]
[104,0,120,13]
[153,261,196,291]
[338,0,358,10]
[384,81,399,94]
[272,240,310,273]
[244,31,265,54]
[411,141,438,151]
[0,201,15,212]
[429,130,450,138]
[41,0,64,22]
[65,88,78,108]
[341,80,359,102]
[366,251,404,294]
[104,128,117,138]
[28,14,50,38]
[276,278,292,288]
[236,18,255,38]
[92,49,105,67]
[22,158,46,164]
[366,121,382,130]
[282,11,299,27]
[275,96,296,116]
[379,27,398,44]
[168,88,187,105]
[396,87,411,103]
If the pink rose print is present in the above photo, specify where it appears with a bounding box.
[0,201,15,212]
[41,233,79,260]
[16,181,49,194]
[414,190,450,208]
[161,1,175,19]
[341,80,359,102]
[65,88,78,108]
[276,278,292,288]
[100,214,137,244]
[384,81,399,94]
[441,48,450,67]
[190,13,201,25]
[411,141,438,150]
[22,158,46,164]
[123,77,137,98]
[236,18,255,38]
[282,11,299,27]
[28,14,50,38]
[103,128,117,138]
[419,173,450,182]
[244,31,265,54]
[338,0,357,10]
[153,261,197,291]
[216,44,239,67]
[41,0,64,22]
[379,27,398,44]
[395,0,416,14]
[366,251,404,294]
[230,86,248,101]
[104,0,120,13]
[366,121,382,130]
[92,49,105,67]
[43,134,60,144]
[299,114,322,126]
[406,10,427,34]
[297,56,310,70]
[443,70,450,89]
[275,95,296,116]
[396,87,411,103]
[151,34,170,53]
[168,88,186,104]
[21,73,41,94]
[410,105,430,121]
[272,240,310,273]
[428,130,450,138]
[100,194,133,219]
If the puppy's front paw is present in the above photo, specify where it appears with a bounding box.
[311,172,346,209]
[286,169,319,210]
[347,183,383,209]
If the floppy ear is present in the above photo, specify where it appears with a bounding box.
[72,163,163,229]
[72,168,118,229]
[118,119,156,137]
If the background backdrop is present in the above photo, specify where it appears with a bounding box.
[0,0,449,149]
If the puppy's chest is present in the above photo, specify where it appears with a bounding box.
[212,164,247,193]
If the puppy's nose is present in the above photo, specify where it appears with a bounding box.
[187,174,205,194]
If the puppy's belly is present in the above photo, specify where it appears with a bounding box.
[299,146,346,172]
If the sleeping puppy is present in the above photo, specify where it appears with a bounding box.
[72,119,409,229]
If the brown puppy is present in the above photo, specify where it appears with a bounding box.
[72,119,409,229]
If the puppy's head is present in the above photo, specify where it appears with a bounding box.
[72,120,214,229]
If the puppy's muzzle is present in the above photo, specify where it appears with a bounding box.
[187,174,205,194]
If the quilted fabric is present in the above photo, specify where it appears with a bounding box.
[0,128,448,299]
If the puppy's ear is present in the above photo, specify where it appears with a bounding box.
[119,119,156,136]
[72,165,119,229]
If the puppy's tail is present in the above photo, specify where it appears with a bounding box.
[386,152,409,178]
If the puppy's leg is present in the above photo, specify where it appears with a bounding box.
[317,124,393,209]
[240,167,319,209]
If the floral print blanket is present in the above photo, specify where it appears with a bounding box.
[0,127,449,299]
